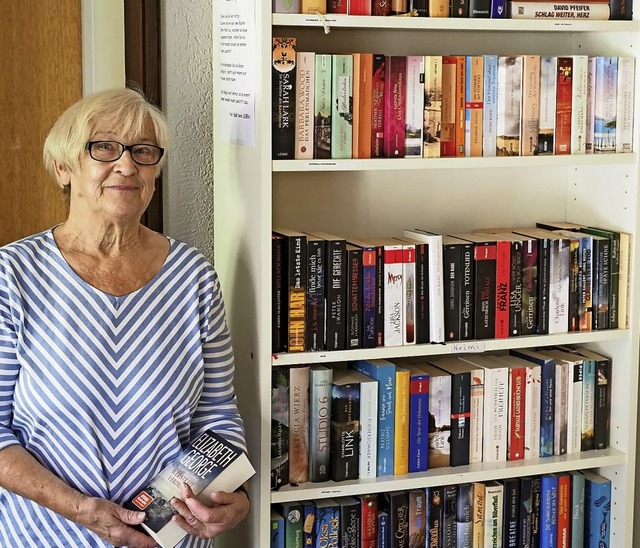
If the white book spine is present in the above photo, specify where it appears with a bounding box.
[582,360,596,445]
[483,484,504,548]
[524,365,542,460]
[549,240,570,334]
[483,55,498,157]
[568,362,583,454]
[469,368,485,464]
[571,55,589,154]
[483,367,508,463]
[594,56,618,153]
[295,52,315,159]
[405,55,425,157]
[585,56,596,154]
[428,235,445,343]
[538,56,557,154]
[359,379,379,479]
[554,361,569,456]
[615,57,635,153]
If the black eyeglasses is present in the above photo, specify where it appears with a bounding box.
[85,141,165,166]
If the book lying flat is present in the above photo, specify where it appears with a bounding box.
[124,430,255,548]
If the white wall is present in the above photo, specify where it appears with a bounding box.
[161,0,215,260]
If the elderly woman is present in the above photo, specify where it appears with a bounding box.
[0,88,250,547]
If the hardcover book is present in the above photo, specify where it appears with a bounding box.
[272,37,297,160]
[276,501,303,548]
[327,0,347,12]
[330,370,361,482]
[423,55,443,158]
[373,0,392,14]
[301,0,326,12]
[125,430,256,548]
[575,347,611,449]
[336,496,362,548]
[315,498,341,546]
[295,52,315,159]
[302,499,316,546]
[353,53,373,159]
[359,494,378,548]
[350,0,373,13]
[309,365,332,482]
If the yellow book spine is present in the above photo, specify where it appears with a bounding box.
[393,367,410,475]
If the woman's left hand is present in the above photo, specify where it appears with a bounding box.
[171,483,250,539]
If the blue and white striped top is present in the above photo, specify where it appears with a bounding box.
[0,229,246,547]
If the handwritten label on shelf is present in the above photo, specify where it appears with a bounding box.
[450,341,486,354]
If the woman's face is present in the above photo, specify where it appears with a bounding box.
[62,128,160,224]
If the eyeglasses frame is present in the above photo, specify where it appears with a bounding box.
[85,141,165,166]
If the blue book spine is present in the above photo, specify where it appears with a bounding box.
[540,361,555,457]
[482,55,498,157]
[491,0,506,17]
[361,246,377,348]
[540,475,558,548]
[301,500,317,547]
[408,372,430,473]
[271,510,285,548]
[377,511,389,548]
[351,360,396,476]
[315,499,340,548]
[585,473,611,548]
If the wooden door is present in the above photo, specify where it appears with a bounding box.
[0,0,82,245]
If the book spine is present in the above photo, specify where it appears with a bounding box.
[273,0,301,13]
[278,501,304,547]
[402,245,416,345]
[330,382,360,482]
[483,484,503,548]
[272,37,297,160]
[569,472,585,548]
[273,235,286,353]
[469,369,484,464]
[326,0,347,12]
[524,365,542,460]
[355,53,373,159]
[289,366,310,483]
[578,236,593,331]
[408,373,430,473]
[443,485,458,548]
[521,55,540,156]
[491,0,507,17]
[495,239,511,339]
[361,247,377,348]
[455,55,466,157]
[315,501,341,547]
[496,56,523,156]
[375,245,385,346]
[371,54,386,158]
[339,499,361,548]
[566,237,580,332]
[552,362,569,456]
[285,232,307,351]
[460,241,475,340]
[306,238,326,351]
[472,483,485,548]
[571,55,588,154]
[581,359,596,451]
[373,0,392,15]
[585,475,611,547]
[469,0,491,17]
[393,368,410,475]
[378,511,389,548]
[384,246,404,347]
[309,366,332,482]
[594,356,611,449]
[429,374,452,468]
[314,53,332,159]
[483,368,507,463]
[592,237,610,330]
[616,57,635,153]
[301,0,327,13]
[359,380,378,479]
[423,55,443,158]
[352,53,362,159]
[415,242,431,344]
[428,235,445,343]
[441,56,457,156]
[508,367,526,461]
[502,479,520,548]
[531,478,542,548]
[429,0,450,16]
[360,495,378,548]
[295,52,315,159]
[347,246,363,349]
[302,500,317,546]
[465,56,484,158]
[452,0,470,16]
[556,474,571,548]
[482,55,498,157]
[443,241,462,341]
[405,56,424,157]
[540,361,555,457]
[594,57,618,154]
[271,510,285,548]
[568,361,583,454]
[349,0,372,14]
[409,490,427,547]
[450,372,472,467]
[519,477,534,548]
[540,475,558,548]
[549,239,570,334]
[585,57,596,154]
[428,486,444,546]
[537,238,551,334]
[610,0,632,18]
[380,492,409,548]
[271,367,289,490]
[391,0,409,14]
[325,239,346,350]
[473,242,497,340]
[331,54,353,159]
[383,56,407,158]
[508,240,523,337]
[555,56,573,155]
[509,1,610,18]
[538,56,557,155]
[414,0,429,15]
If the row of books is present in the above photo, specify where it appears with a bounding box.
[273,39,636,161]
[272,222,630,354]
[273,0,632,19]
[270,470,611,548]
[271,345,611,488]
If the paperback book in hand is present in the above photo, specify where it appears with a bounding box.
[124,430,256,548]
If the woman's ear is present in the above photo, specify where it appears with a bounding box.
[53,160,72,187]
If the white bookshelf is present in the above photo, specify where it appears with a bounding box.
[213,9,639,546]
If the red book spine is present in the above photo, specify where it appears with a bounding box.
[383,55,407,158]
[508,367,526,460]
[327,0,348,12]
[373,0,392,15]
[556,473,571,547]
[360,494,378,547]
[350,0,372,14]
[371,54,386,158]
[555,57,573,155]
[495,239,511,338]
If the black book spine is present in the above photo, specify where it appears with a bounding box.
[272,235,286,353]
[442,485,458,548]
[416,242,431,344]
[444,242,462,341]
[330,382,360,481]
[530,477,542,548]
[567,238,580,332]
[347,246,363,349]
[593,238,610,330]
[473,242,497,340]
[375,245,385,347]
[519,477,533,548]
[380,491,410,548]
[362,247,377,349]
[271,367,289,490]
[610,0,632,20]
[521,238,538,336]
[609,233,619,329]
[340,499,361,548]
[456,484,473,547]
[469,0,491,17]
[427,486,444,548]
[502,478,520,548]
[594,357,612,449]
[449,372,471,467]
[326,240,347,350]
[451,0,470,16]
[509,240,523,337]
[286,234,307,352]
[306,239,326,351]
[272,38,296,159]
[460,241,474,340]
[412,0,429,15]
[537,238,550,335]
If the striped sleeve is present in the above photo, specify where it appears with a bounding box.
[191,267,246,453]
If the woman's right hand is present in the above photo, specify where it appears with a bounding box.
[75,495,158,548]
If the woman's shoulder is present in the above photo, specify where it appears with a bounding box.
[165,236,218,280]
[0,229,55,262]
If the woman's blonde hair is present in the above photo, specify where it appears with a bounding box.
[43,87,170,191]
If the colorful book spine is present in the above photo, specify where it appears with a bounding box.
[313,53,332,159]
[496,56,523,156]
[347,244,363,349]
[401,243,417,345]
[301,0,326,13]
[465,55,484,158]
[483,482,503,548]
[615,56,635,153]
[521,55,540,156]
[569,471,585,548]
[350,0,372,14]
[593,56,617,153]
[353,53,373,159]
[495,239,511,339]
[519,477,534,548]
[581,358,596,451]
[441,56,457,157]
[272,37,297,160]
[508,237,524,337]
[359,244,377,348]
[330,378,360,482]
[331,54,353,159]
[306,236,326,351]
[540,359,555,457]
[571,55,588,154]
[549,237,570,335]
[271,367,289,490]
[482,55,498,157]
[336,496,361,548]
[276,501,303,548]
[457,484,473,548]
[271,509,285,548]
[585,56,596,154]
[556,473,571,548]
[450,370,472,467]
[472,483,485,548]
[383,243,404,347]
[272,234,286,353]
[383,55,407,158]
[409,489,427,548]
[407,368,430,473]
[491,0,507,17]
[531,477,542,548]
[524,363,541,460]
[314,498,341,546]
[309,367,332,482]
[301,499,317,546]
[593,353,611,450]
[371,54,386,158]
[540,474,558,548]
[538,56,557,155]
[430,0,450,16]
[393,367,410,476]
[359,494,378,548]
[507,364,526,461]
[295,52,315,159]
[428,368,452,468]
[454,55,466,157]
[555,56,573,155]
[405,55,424,157]
[327,0,347,12]
[584,471,611,548]
[289,365,310,483]
[502,478,520,548]
[472,240,497,340]
[423,55,443,158]
[521,237,539,335]
[380,491,409,548]
[428,486,444,546]
[442,484,458,547]
[378,510,389,548]
[273,0,301,13]
[373,0,392,15]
